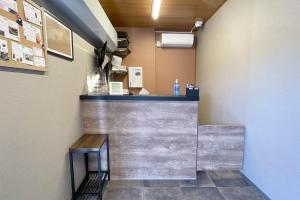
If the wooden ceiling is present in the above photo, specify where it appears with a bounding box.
[99,0,226,31]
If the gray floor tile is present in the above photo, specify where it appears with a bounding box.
[212,178,249,187]
[104,188,142,200]
[218,187,267,200]
[82,171,267,200]
[207,171,242,179]
[180,171,215,187]
[207,171,249,187]
[181,187,226,200]
[143,187,183,200]
[144,180,181,187]
[107,180,144,188]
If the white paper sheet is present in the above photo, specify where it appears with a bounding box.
[23,21,42,44]
[0,16,9,37]
[22,46,34,65]
[33,47,43,57]
[12,41,23,62]
[23,1,42,26]
[33,56,45,67]
[0,38,9,61]
[7,18,20,41]
[0,0,18,15]
[0,39,8,52]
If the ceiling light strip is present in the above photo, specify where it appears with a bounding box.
[152,0,162,20]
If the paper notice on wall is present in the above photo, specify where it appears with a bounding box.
[34,56,45,67]
[23,1,42,26]
[0,0,18,15]
[0,38,9,62]
[33,47,43,57]
[22,46,33,65]
[7,18,20,41]
[33,47,45,67]
[23,21,42,44]
[0,16,9,37]
[12,41,23,62]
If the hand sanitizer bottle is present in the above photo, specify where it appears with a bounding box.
[174,79,180,96]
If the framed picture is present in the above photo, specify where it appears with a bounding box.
[44,12,73,60]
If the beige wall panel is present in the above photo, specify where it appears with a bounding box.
[0,33,95,200]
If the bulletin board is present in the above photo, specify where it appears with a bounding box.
[0,0,48,72]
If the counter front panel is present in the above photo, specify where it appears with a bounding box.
[81,98,198,180]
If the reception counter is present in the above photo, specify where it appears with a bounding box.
[80,94,199,101]
[80,95,199,180]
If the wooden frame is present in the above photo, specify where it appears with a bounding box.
[44,11,73,60]
[109,81,123,95]
[0,0,48,72]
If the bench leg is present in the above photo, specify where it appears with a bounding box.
[84,153,89,176]
[106,137,110,181]
[69,151,75,200]
[97,151,102,200]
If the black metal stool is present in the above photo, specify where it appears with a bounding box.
[69,134,110,200]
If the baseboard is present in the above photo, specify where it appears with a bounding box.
[240,171,271,200]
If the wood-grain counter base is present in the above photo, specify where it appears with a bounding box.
[81,100,198,180]
[197,125,245,170]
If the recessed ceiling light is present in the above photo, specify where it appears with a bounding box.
[152,0,162,20]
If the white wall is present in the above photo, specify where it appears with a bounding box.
[196,0,300,199]
[0,33,95,200]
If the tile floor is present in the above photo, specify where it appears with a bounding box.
[79,170,269,200]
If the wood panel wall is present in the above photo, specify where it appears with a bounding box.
[81,100,198,180]
[115,27,156,94]
[114,27,196,95]
[155,33,196,95]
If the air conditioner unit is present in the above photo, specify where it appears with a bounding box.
[159,33,194,48]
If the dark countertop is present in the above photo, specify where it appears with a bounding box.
[80,94,199,101]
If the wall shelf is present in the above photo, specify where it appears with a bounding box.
[113,48,131,58]
[111,69,127,75]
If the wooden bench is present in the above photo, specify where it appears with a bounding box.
[69,134,110,200]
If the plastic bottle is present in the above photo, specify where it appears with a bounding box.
[174,79,180,96]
